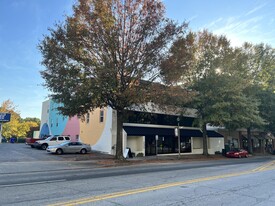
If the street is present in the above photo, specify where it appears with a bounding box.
[1,143,275,206]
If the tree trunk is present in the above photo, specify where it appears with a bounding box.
[247,127,253,154]
[202,123,208,156]
[115,110,125,160]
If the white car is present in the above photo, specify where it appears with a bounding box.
[34,135,71,150]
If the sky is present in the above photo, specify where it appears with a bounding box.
[0,0,275,119]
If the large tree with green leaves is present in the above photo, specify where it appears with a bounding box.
[242,43,275,91]
[237,43,275,153]
[39,0,186,159]
[257,89,275,133]
[160,30,264,155]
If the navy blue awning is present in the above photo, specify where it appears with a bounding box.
[207,130,224,138]
[123,126,174,136]
[123,126,223,138]
[181,129,202,137]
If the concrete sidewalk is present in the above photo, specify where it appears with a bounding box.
[67,151,228,167]
[64,151,274,168]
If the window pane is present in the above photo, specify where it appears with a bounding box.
[51,137,57,141]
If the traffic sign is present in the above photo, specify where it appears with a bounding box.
[0,113,11,122]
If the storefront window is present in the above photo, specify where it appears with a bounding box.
[145,135,191,156]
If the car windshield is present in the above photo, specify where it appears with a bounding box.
[45,136,53,141]
[60,142,69,146]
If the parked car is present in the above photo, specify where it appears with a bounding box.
[25,136,48,148]
[226,148,249,158]
[34,135,71,150]
[47,141,91,155]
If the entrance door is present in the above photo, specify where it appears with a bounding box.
[145,135,157,156]
[145,135,192,155]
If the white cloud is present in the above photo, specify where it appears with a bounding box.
[213,16,262,34]
[200,2,275,47]
[208,17,223,27]
[187,15,198,23]
[203,13,274,47]
[245,3,266,16]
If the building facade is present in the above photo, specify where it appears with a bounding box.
[40,99,224,156]
[40,100,80,142]
[218,128,275,154]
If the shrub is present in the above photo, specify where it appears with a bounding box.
[17,137,26,143]
[136,153,144,157]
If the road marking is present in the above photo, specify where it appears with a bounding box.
[1,179,66,188]
[252,160,275,172]
[48,161,275,206]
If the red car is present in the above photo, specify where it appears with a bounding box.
[226,149,249,158]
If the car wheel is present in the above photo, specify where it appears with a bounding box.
[41,144,48,150]
[238,155,241,158]
[56,149,63,155]
[80,149,87,154]
[245,154,248,158]
[31,145,35,148]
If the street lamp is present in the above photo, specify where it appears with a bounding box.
[155,135,158,157]
[177,117,180,158]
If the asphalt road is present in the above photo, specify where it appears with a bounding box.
[1,143,275,206]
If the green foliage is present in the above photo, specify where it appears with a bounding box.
[17,137,27,143]
[160,30,268,155]
[161,30,264,129]
[190,72,264,130]
[0,100,39,138]
[256,89,275,133]
[242,43,275,90]
[23,117,40,125]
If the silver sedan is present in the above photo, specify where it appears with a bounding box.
[47,142,91,155]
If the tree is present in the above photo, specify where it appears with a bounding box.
[0,100,39,139]
[39,0,186,159]
[257,89,275,133]
[241,43,275,90]
[23,117,40,125]
[23,117,40,137]
[160,30,264,155]
[0,100,20,139]
[237,43,275,153]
